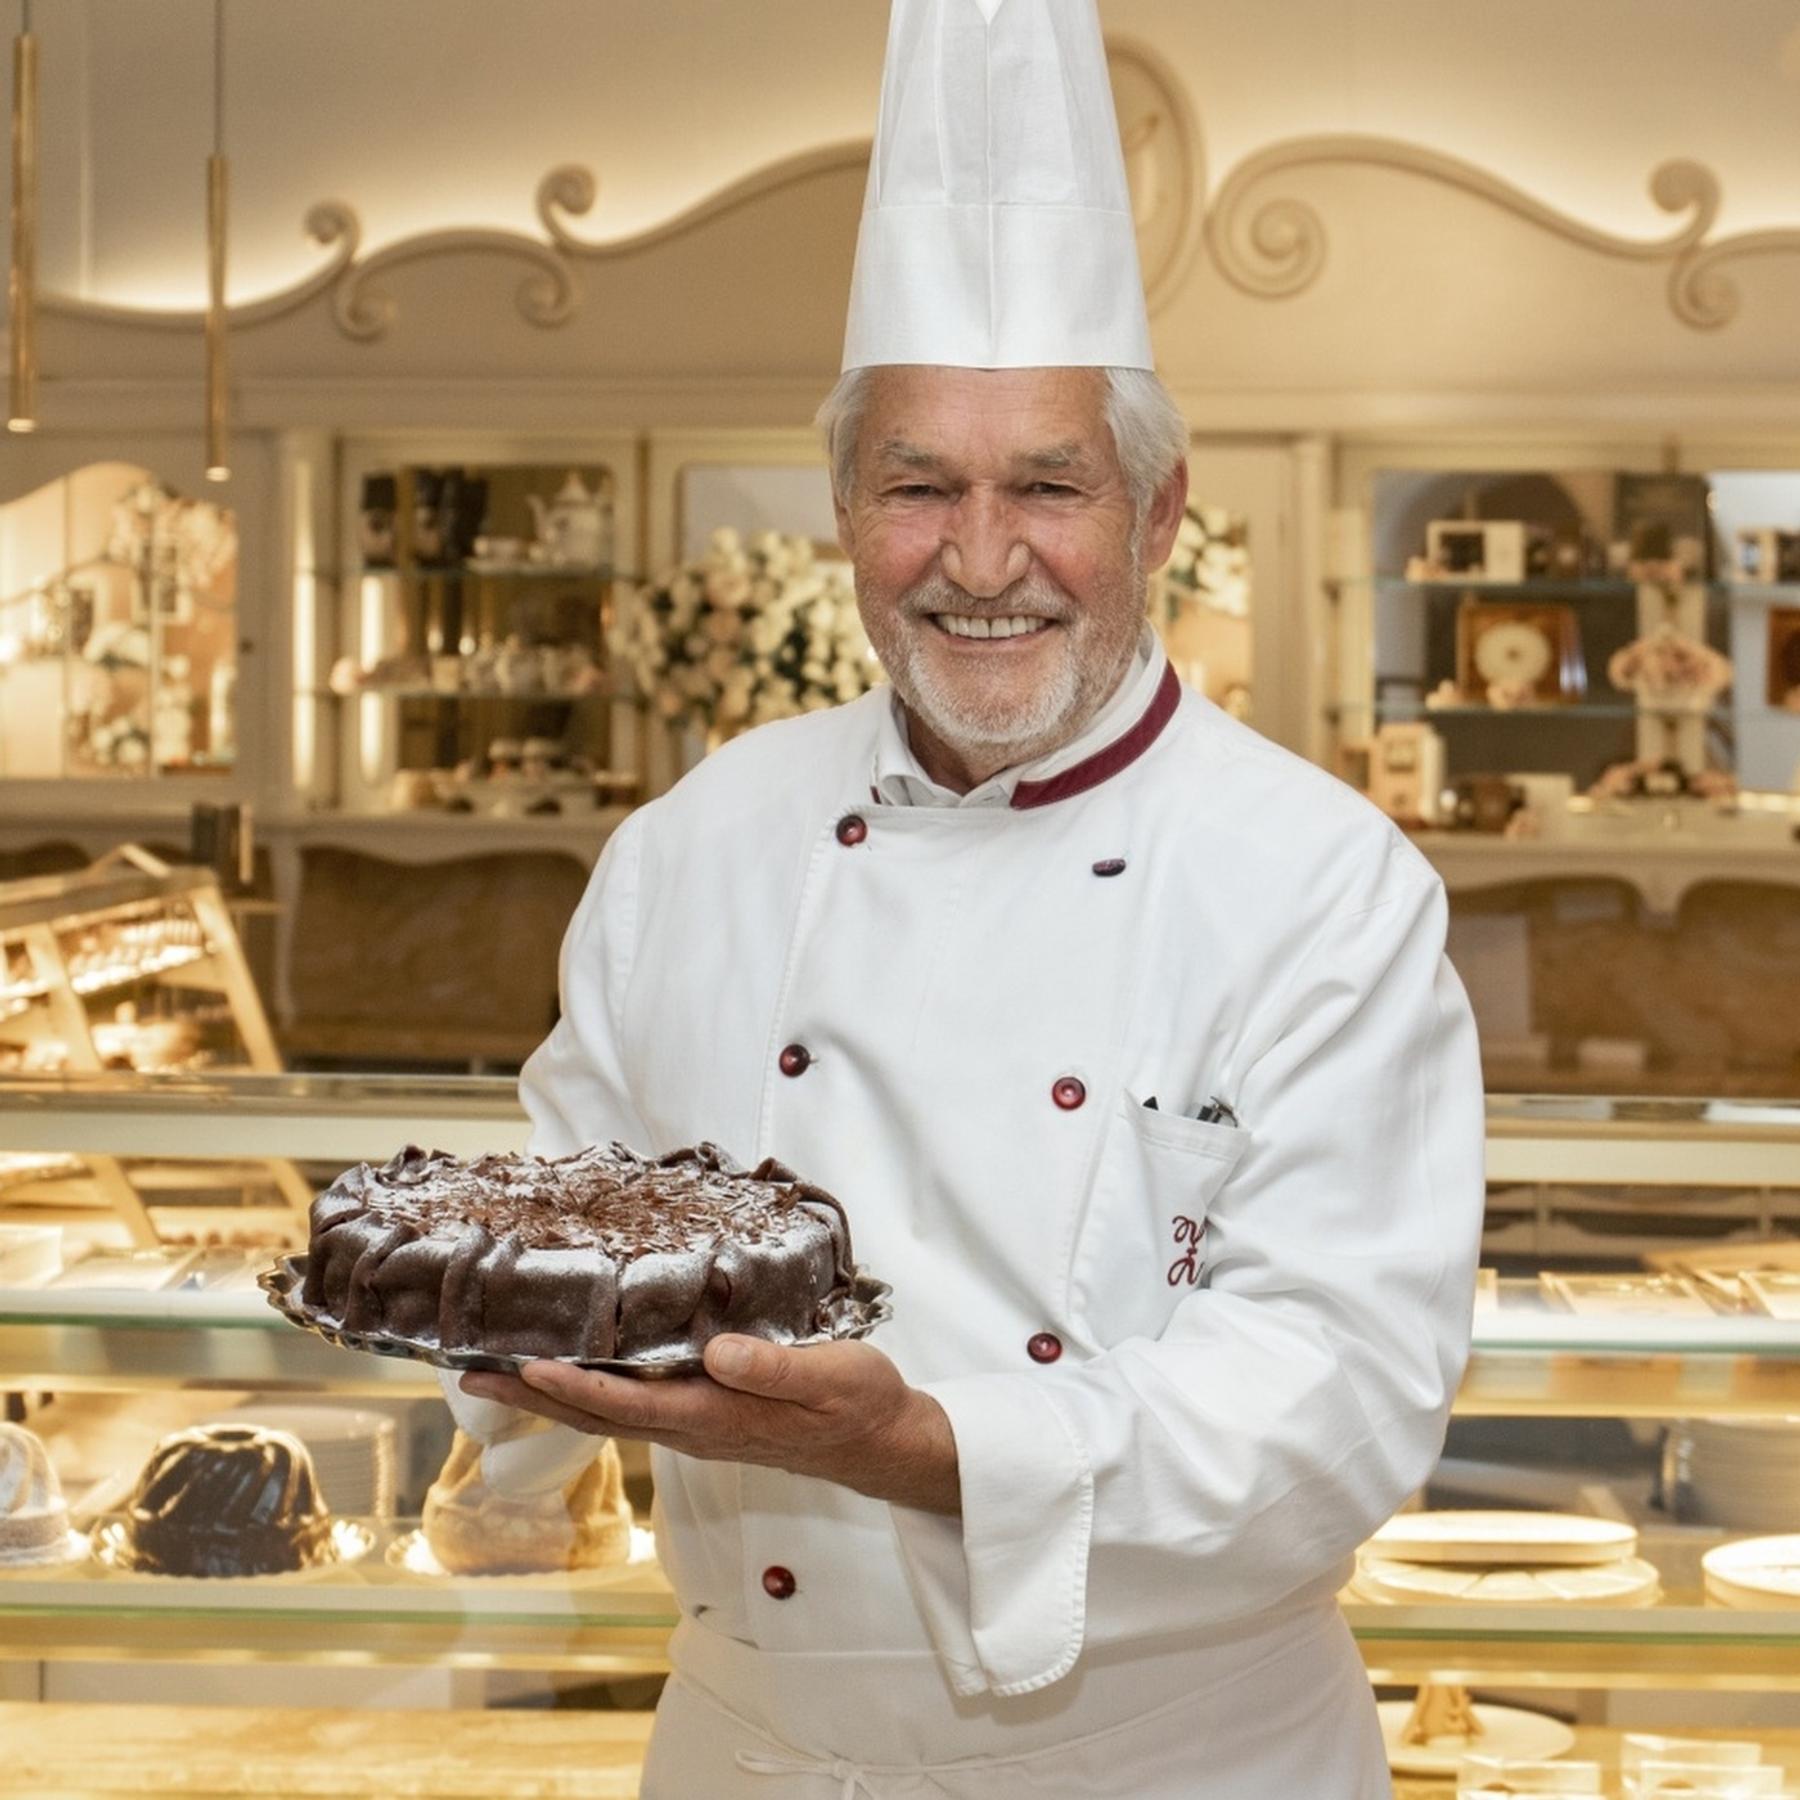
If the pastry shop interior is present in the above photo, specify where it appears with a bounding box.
[2,2,1800,1794]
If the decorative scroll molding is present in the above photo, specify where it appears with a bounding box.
[1204,134,1800,330]
[1106,36,1205,316]
[32,79,1800,342]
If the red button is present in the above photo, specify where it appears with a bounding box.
[779,1044,812,1078]
[835,815,868,847]
[762,1564,797,1600]
[1027,1333,1063,1364]
[1051,1076,1086,1111]
[1092,858,1127,878]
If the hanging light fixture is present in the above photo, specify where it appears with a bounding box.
[204,0,229,481]
[8,0,38,434]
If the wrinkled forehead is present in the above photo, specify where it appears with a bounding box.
[858,365,1116,480]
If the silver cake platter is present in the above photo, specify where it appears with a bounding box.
[259,1254,894,1380]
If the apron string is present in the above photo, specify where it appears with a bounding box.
[735,1749,880,1799]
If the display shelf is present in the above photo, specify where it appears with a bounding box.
[363,564,641,585]
[1340,576,1649,598]
[1349,698,1732,722]
[1352,1593,1800,1691]
[327,687,613,704]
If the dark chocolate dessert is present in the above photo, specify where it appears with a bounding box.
[303,1142,855,1362]
[117,1425,336,1577]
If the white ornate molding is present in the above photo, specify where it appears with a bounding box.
[1205,134,1800,331]
[32,64,1800,343]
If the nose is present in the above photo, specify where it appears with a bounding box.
[941,490,1030,598]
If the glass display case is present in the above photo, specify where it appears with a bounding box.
[328,447,646,821]
[0,853,307,1247]
[0,465,239,785]
[0,1078,1797,1789]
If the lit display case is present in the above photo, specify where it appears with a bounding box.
[329,448,645,822]
[0,1079,1797,1788]
[0,852,307,1246]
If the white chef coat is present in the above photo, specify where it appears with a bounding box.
[512,628,1485,1797]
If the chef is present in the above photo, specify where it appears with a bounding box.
[453,1,1485,1793]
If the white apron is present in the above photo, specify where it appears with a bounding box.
[516,640,1485,1796]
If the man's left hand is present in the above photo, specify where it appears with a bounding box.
[460,1338,961,1515]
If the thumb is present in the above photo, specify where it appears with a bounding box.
[703,1333,842,1404]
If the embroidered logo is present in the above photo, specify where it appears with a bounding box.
[1167,1215,1203,1287]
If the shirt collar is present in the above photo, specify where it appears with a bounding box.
[870,624,1177,811]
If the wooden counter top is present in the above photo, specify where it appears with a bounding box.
[0,1702,653,1797]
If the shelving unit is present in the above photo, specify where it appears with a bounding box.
[336,454,646,821]
[0,855,310,1245]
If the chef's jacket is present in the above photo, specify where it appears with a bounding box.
[493,628,1484,1796]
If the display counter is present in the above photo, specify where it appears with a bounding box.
[1,1076,1799,1790]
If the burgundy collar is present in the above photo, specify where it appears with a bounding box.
[1009,662,1182,811]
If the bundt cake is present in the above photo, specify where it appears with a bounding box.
[0,1422,77,1567]
[303,1141,854,1362]
[421,1429,633,1576]
[116,1424,337,1577]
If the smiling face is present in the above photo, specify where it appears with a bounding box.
[835,364,1186,792]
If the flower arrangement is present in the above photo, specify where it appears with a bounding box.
[1157,503,1250,624]
[615,528,881,733]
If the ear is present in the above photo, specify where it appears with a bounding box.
[1139,457,1190,573]
[833,488,857,561]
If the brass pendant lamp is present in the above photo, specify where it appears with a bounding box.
[7,0,37,434]
[204,0,229,482]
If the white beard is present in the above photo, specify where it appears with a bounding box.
[866,557,1143,767]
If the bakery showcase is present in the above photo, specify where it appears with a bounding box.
[4,0,1800,1791]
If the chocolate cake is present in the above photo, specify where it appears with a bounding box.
[117,1425,336,1577]
[303,1141,855,1362]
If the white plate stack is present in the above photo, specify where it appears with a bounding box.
[1663,1419,1800,1532]
[1351,1510,1661,1609]
[206,1404,397,1519]
[1702,1535,1800,1610]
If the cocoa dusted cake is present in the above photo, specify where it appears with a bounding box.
[303,1141,855,1362]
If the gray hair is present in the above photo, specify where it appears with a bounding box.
[815,365,1188,518]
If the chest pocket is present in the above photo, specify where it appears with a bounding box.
[1067,1088,1250,1347]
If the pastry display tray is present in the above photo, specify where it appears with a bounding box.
[260,1255,894,1379]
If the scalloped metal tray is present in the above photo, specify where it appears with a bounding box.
[259,1254,892,1380]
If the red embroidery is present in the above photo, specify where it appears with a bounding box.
[1167,1215,1203,1287]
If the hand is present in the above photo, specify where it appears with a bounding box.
[460,1337,961,1516]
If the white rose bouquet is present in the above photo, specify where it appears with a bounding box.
[1157,503,1250,623]
[614,527,881,733]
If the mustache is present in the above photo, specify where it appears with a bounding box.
[898,571,1074,624]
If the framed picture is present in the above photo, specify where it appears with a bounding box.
[1766,608,1800,709]
[1612,472,1711,580]
[1455,600,1585,705]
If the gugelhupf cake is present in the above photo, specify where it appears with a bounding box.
[421,1429,633,1576]
[116,1424,337,1577]
[0,1422,77,1567]
[304,1141,854,1362]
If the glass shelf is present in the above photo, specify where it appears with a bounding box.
[361,565,641,585]
[1350,1591,1800,1690]
[1335,699,1744,723]
[0,1533,678,1672]
[329,688,609,704]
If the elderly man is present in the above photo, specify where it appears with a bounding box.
[458,2,1484,1794]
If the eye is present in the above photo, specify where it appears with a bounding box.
[885,483,942,499]
[1026,482,1078,498]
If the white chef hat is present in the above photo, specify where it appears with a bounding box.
[842,0,1153,372]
